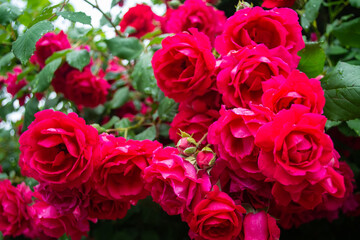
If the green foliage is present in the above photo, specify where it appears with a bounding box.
[333,17,360,48]
[23,97,39,132]
[0,52,14,73]
[322,62,360,121]
[106,37,144,60]
[57,11,92,25]
[157,95,178,122]
[349,0,360,8]
[135,126,156,141]
[66,49,90,71]
[301,0,323,30]
[110,87,130,109]
[32,58,62,93]
[298,42,326,78]
[12,20,54,65]
[0,2,21,25]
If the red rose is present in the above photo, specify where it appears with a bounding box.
[143,147,211,216]
[187,186,246,240]
[3,67,28,106]
[63,67,110,108]
[93,133,162,202]
[243,211,280,240]
[0,180,31,237]
[30,31,71,68]
[165,0,226,44]
[152,28,216,102]
[120,4,158,38]
[19,109,100,190]
[262,0,296,8]
[262,70,325,114]
[216,45,291,108]
[215,7,304,67]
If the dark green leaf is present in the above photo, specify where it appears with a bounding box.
[12,20,54,65]
[106,37,144,60]
[32,58,62,93]
[57,11,91,25]
[326,45,348,55]
[0,52,14,72]
[322,62,360,121]
[301,0,323,30]
[349,0,360,8]
[0,3,21,25]
[135,126,156,141]
[158,97,178,122]
[110,87,130,109]
[347,119,360,135]
[23,97,39,132]
[333,18,360,48]
[65,49,90,71]
[298,42,326,78]
[132,52,160,98]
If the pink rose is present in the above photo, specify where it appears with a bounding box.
[243,211,280,240]
[216,45,291,108]
[152,28,216,102]
[19,109,100,190]
[63,67,110,108]
[30,31,71,68]
[0,180,31,237]
[120,4,158,38]
[262,0,296,8]
[187,186,246,240]
[165,0,226,44]
[215,7,304,66]
[93,133,162,202]
[262,70,325,114]
[143,147,211,216]
[3,67,28,106]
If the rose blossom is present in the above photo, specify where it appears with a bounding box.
[243,211,280,240]
[165,0,226,44]
[2,66,28,106]
[0,180,31,237]
[187,186,246,240]
[262,70,325,114]
[262,0,296,8]
[120,4,159,38]
[216,45,291,108]
[152,28,216,102]
[215,7,304,67]
[93,133,162,202]
[19,109,100,190]
[30,31,71,68]
[143,147,211,216]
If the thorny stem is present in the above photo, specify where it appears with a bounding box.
[82,0,123,37]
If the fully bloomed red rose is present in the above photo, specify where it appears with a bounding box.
[243,211,280,240]
[152,28,216,102]
[30,31,71,68]
[262,70,325,114]
[165,0,226,44]
[93,133,162,202]
[215,7,304,67]
[262,0,296,8]
[0,180,31,237]
[143,147,211,216]
[63,67,110,108]
[19,110,99,190]
[216,45,291,108]
[187,186,246,240]
[120,4,158,38]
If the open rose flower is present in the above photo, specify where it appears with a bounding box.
[243,211,280,240]
[2,67,29,106]
[143,147,211,216]
[187,186,246,240]
[215,7,304,67]
[19,110,100,190]
[165,0,226,44]
[262,70,325,114]
[216,44,291,108]
[152,28,216,102]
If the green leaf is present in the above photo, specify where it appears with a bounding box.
[65,49,90,71]
[135,126,156,141]
[111,0,119,8]
[325,120,341,130]
[0,52,14,72]
[298,42,326,78]
[132,52,160,98]
[115,118,131,129]
[322,62,360,121]
[28,3,62,27]
[110,87,130,109]
[57,11,91,25]
[347,119,360,135]
[301,0,323,30]
[149,34,174,46]
[0,3,21,25]
[349,0,360,8]
[12,20,54,65]
[23,97,39,132]
[100,13,112,27]
[158,96,178,122]
[106,37,144,60]
[32,58,62,93]
[45,49,72,64]
[333,18,360,48]
[102,116,120,129]
[326,45,348,55]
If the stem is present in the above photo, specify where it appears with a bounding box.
[48,0,69,21]
[82,0,123,37]
[106,117,145,133]
[197,132,208,146]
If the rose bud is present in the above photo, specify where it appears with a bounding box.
[177,137,197,156]
[243,211,280,240]
[196,147,216,169]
